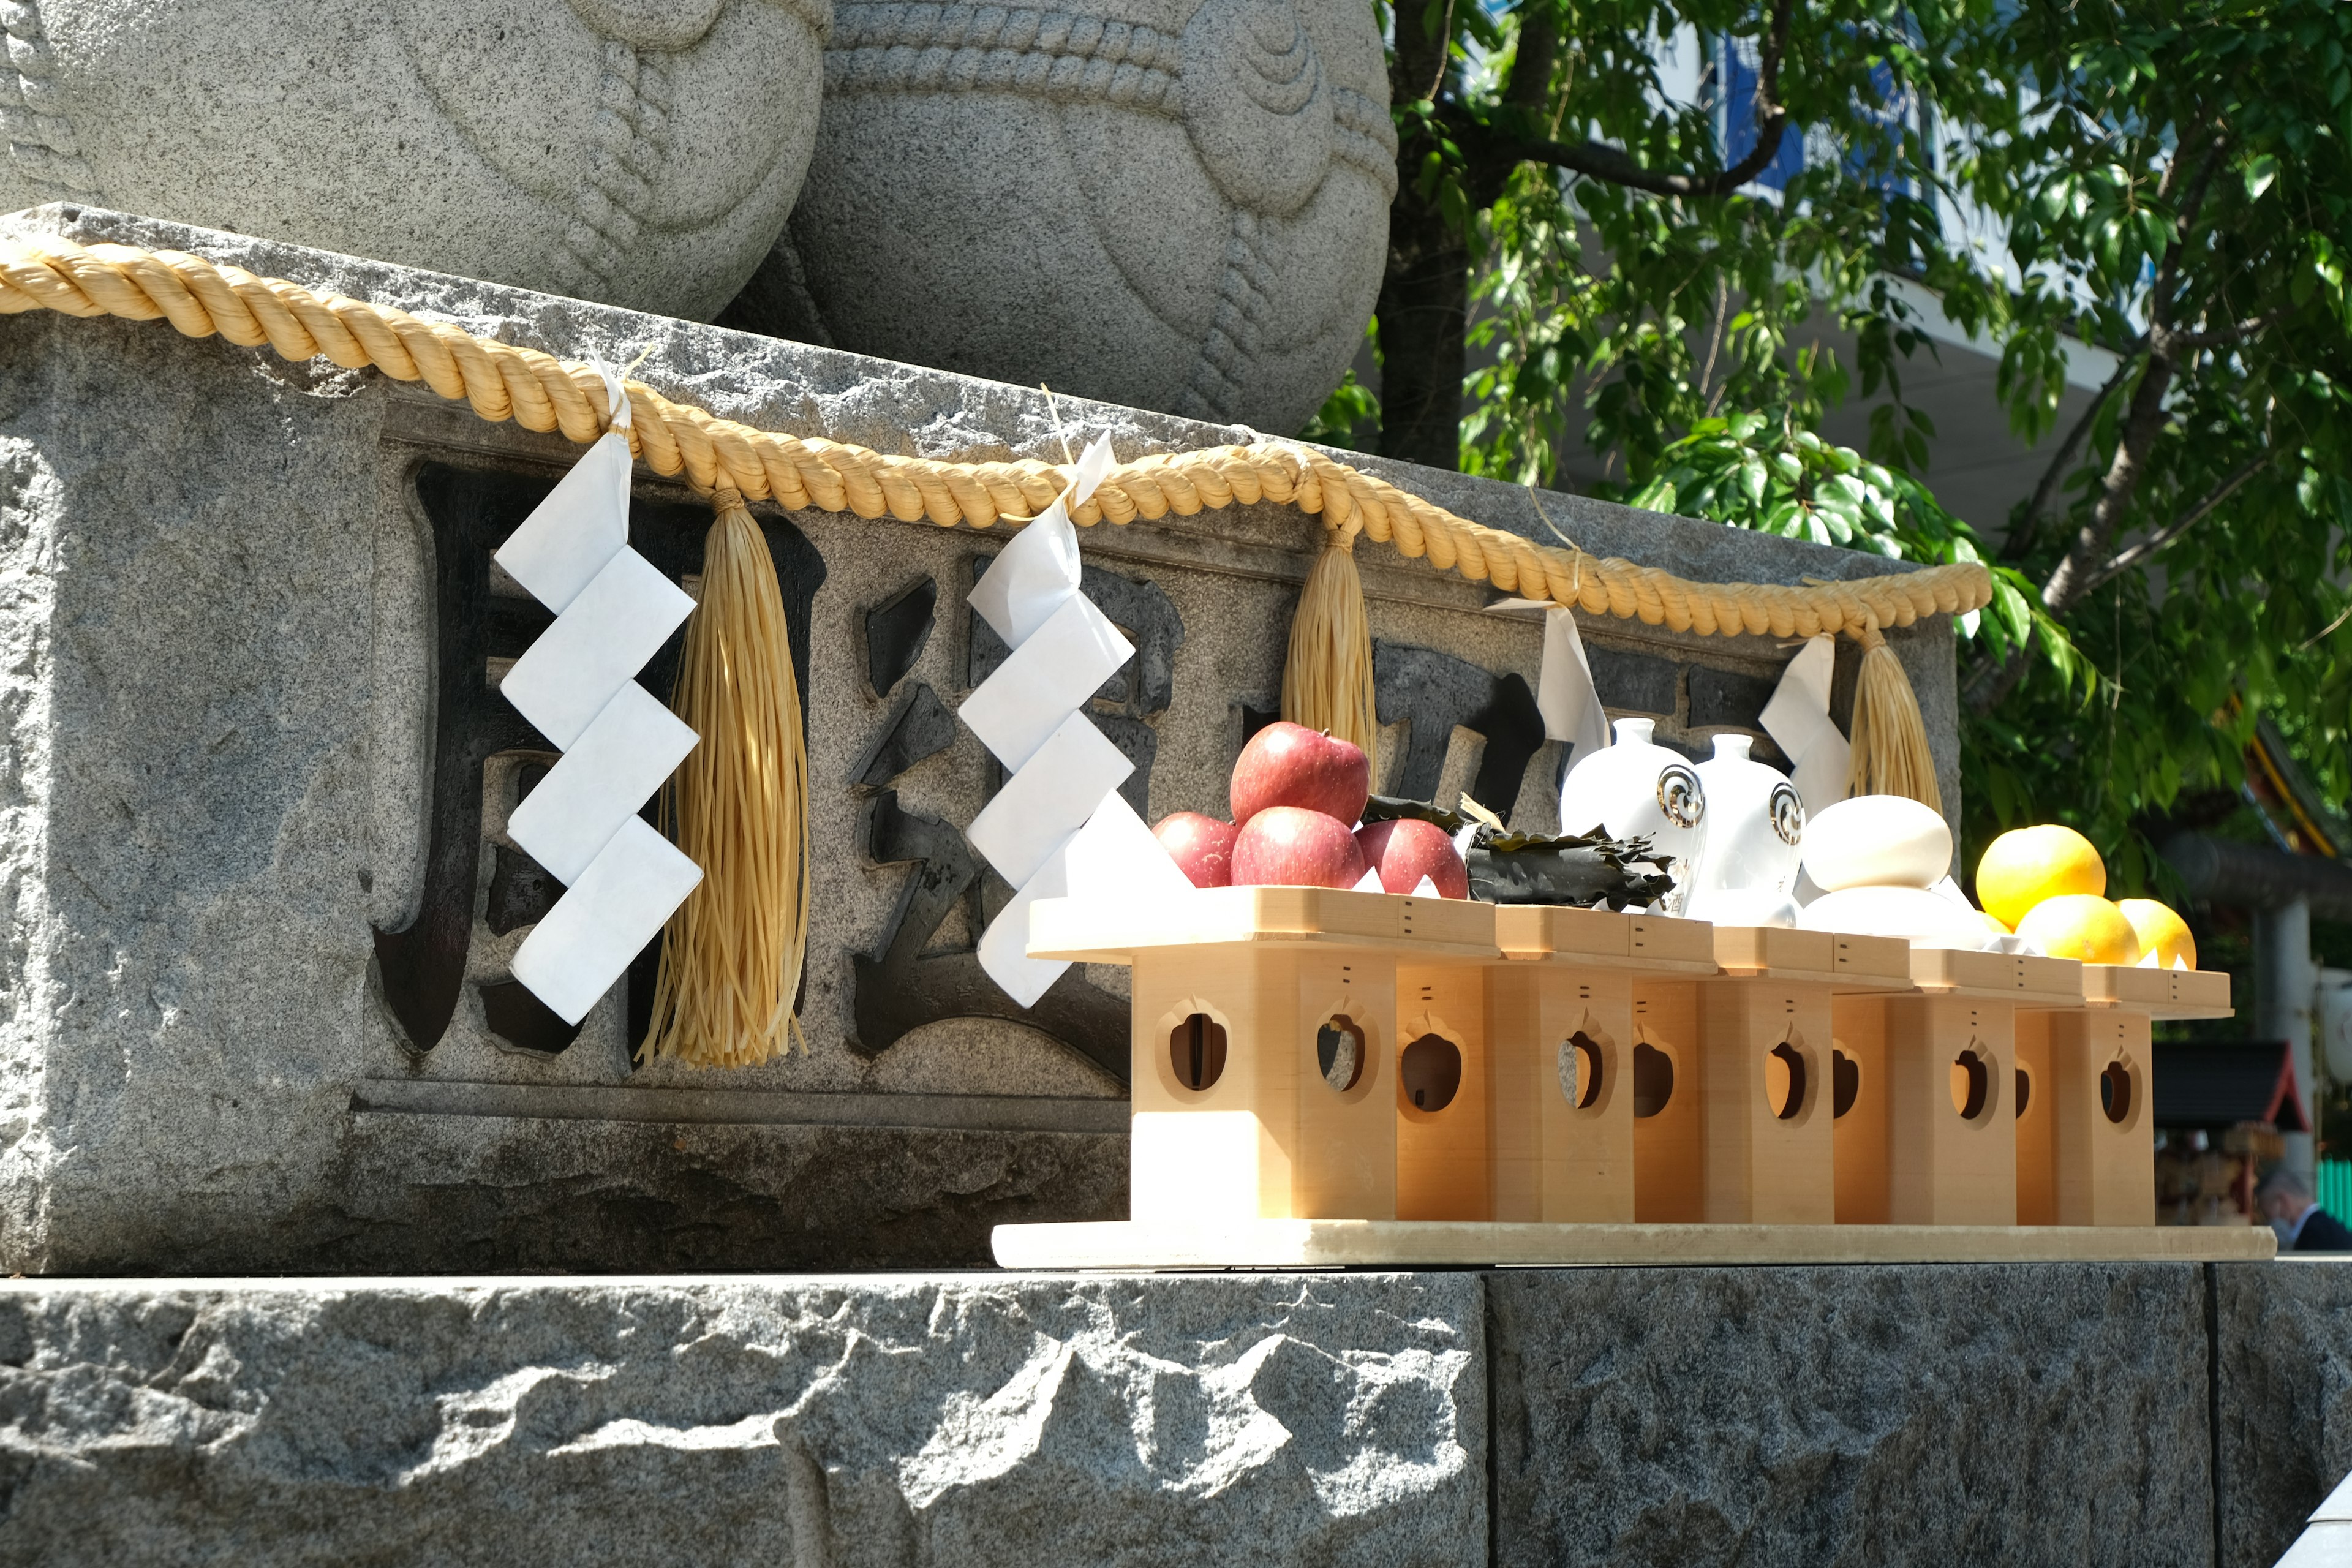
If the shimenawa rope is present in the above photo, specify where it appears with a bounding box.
[0,233,1972,1058]
[0,236,1991,641]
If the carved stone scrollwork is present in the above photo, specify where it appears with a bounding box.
[0,1,829,319]
[786,0,1394,431]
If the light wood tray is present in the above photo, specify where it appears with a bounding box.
[1491,904,1716,971]
[2082,962,2234,1019]
[993,1218,2276,1269]
[1909,945,2086,1005]
[1711,925,1913,989]
[1030,886,1501,963]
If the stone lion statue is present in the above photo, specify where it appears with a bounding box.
[0,0,829,320]
[773,0,1394,434]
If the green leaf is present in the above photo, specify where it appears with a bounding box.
[1738,459,1767,511]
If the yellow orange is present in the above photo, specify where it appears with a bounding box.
[2015,894,2143,966]
[2117,899,2196,970]
[1975,825,2106,929]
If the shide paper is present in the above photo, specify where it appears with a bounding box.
[496,367,704,1025]
[1761,633,1853,818]
[1486,597,1610,776]
[958,431,1155,1008]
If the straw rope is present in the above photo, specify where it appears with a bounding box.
[1845,620,1943,812]
[639,488,812,1070]
[1281,530,1378,755]
[0,235,1992,636]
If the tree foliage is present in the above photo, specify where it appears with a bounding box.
[1351,0,2352,888]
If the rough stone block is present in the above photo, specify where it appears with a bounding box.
[1490,1264,2214,1566]
[1586,641,1683,718]
[0,1271,1486,1566]
[0,203,1963,1274]
[2215,1260,2352,1568]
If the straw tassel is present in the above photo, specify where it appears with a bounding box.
[1845,620,1943,812]
[1282,524,1379,759]
[639,486,810,1068]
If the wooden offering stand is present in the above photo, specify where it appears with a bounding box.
[1487,906,1716,1223]
[1006,888,2268,1269]
[2022,963,2235,1226]
[1027,886,1499,1225]
[1833,948,2082,1227]
[1692,928,1913,1224]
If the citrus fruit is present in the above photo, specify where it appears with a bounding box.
[1975,825,2106,929]
[2117,899,2196,970]
[2015,894,2142,965]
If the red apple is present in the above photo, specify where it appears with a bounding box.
[1230,722,1370,828]
[1355,818,1469,899]
[1153,811,1238,889]
[1231,807,1368,889]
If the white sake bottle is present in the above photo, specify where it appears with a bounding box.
[1558,717,1709,910]
[1683,734,1804,928]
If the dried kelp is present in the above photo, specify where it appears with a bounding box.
[1368,793,1675,909]
[1467,828,1676,908]
[1359,794,1465,834]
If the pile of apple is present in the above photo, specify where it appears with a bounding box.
[1150,722,1469,897]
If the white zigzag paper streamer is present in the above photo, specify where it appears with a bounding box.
[496,370,704,1025]
[960,431,1185,1006]
[1487,597,1611,782]
[1760,634,1852,817]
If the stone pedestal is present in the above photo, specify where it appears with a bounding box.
[1,1259,2316,1566]
[0,203,1962,1275]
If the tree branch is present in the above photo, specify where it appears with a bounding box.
[2148,129,2223,334]
[1698,273,1731,412]
[1970,350,2175,714]
[1968,127,2233,715]
[2038,351,2176,617]
[2000,350,2138,562]
[1421,0,1460,100]
[2079,457,2267,595]
[2159,309,2286,354]
[1501,5,1556,116]
[2033,126,2237,617]
[1469,0,1793,198]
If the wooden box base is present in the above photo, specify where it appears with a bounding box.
[992,1218,2276,1269]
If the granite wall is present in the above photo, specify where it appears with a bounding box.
[2,1261,2336,1567]
[0,204,1960,1276]
[2216,1260,2352,1567]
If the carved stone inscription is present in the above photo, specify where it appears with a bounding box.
[1371,639,1549,821]
[375,461,826,1058]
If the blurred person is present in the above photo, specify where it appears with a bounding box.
[2258,1168,2352,1253]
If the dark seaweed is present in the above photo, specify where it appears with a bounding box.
[1365,794,1677,908]
[1466,843,1676,908]
[1359,794,1465,834]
